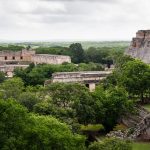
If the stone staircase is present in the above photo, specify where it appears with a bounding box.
[107,106,150,140]
[129,113,150,140]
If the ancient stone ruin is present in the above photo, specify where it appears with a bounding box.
[125,30,150,63]
[107,106,150,141]
[45,71,112,92]
[0,49,71,77]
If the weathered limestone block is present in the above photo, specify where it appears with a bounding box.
[125,30,150,64]
[89,83,96,92]
[46,71,112,91]
[32,54,71,65]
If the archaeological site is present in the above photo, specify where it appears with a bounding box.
[0,49,71,77]
[126,30,150,63]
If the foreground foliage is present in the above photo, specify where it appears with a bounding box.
[0,100,86,150]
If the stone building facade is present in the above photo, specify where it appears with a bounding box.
[0,49,71,77]
[125,30,150,63]
[0,49,35,62]
[45,71,112,92]
[32,54,71,65]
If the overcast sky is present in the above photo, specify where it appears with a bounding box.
[0,0,150,41]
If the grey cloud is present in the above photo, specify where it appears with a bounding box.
[41,0,118,3]
[0,0,150,41]
[41,0,116,1]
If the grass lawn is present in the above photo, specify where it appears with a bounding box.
[133,142,150,150]
[143,104,150,112]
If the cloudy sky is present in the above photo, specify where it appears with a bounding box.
[0,0,150,41]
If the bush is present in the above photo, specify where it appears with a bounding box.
[81,124,104,132]
[88,137,132,150]
[113,124,127,132]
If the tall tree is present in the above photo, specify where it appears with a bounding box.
[120,59,150,102]
[92,86,132,130]
[69,43,85,63]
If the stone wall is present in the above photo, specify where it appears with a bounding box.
[0,49,71,64]
[32,54,71,65]
[125,30,150,64]
[0,49,35,62]
[52,71,111,84]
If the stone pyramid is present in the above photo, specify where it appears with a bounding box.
[125,30,150,64]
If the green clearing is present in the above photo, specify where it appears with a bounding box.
[143,104,150,112]
[133,142,150,150]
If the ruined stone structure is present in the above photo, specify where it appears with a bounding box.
[125,30,150,63]
[0,49,71,77]
[45,71,112,92]
[107,106,150,141]
[0,65,29,77]
[32,54,70,65]
[0,49,35,62]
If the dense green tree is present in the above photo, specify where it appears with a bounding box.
[84,46,126,66]
[0,99,29,149]
[0,71,6,83]
[85,47,114,65]
[35,82,133,130]
[114,54,133,69]
[35,83,96,124]
[120,59,150,102]
[0,99,86,150]
[73,90,96,124]
[92,86,133,130]
[69,43,85,63]
[102,87,132,130]
[14,63,35,86]
[17,92,41,111]
[26,115,86,150]
[33,100,55,115]
[0,77,24,99]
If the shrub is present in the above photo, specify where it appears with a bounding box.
[88,137,132,150]
[81,124,104,132]
[113,124,127,132]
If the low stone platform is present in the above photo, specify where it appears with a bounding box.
[46,71,112,92]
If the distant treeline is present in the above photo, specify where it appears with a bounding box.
[5,41,129,49]
[0,45,24,51]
